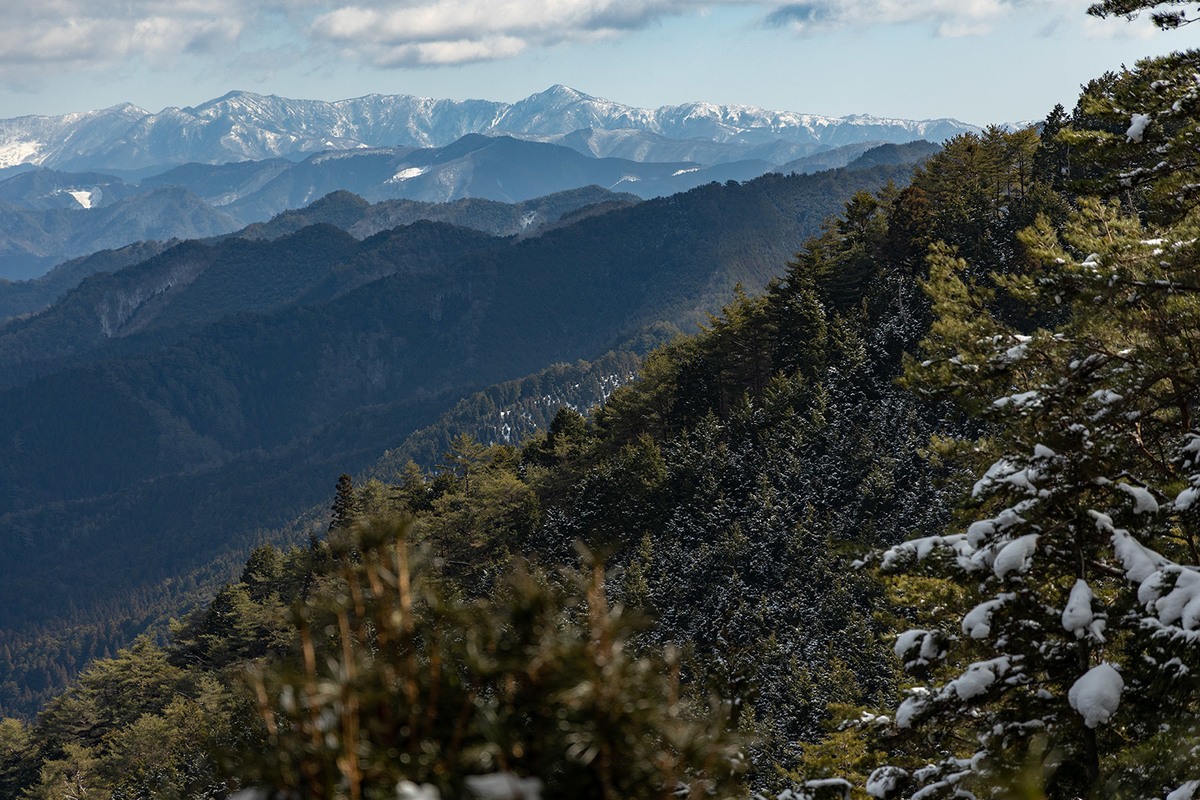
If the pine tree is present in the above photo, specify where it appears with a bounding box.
[329,473,358,533]
[766,263,828,382]
[1062,47,1200,222]
[437,434,488,494]
[825,190,888,312]
[0,718,37,799]
[393,460,431,514]
[881,186,933,276]
[1087,0,1199,29]
[862,197,1200,798]
[242,519,746,800]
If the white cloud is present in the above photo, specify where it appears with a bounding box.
[305,0,1094,67]
[937,20,995,38]
[762,0,1084,36]
[368,36,530,67]
[0,0,245,80]
[309,0,699,66]
[0,0,1161,80]
[1080,13,1158,39]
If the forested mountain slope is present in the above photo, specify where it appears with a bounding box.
[0,186,636,322]
[0,168,142,210]
[235,185,639,242]
[0,165,909,525]
[0,164,910,716]
[7,11,1200,799]
[0,222,499,389]
[0,112,1067,800]
[188,134,775,222]
[0,240,176,322]
[0,187,238,280]
[0,348,648,718]
[0,133,938,281]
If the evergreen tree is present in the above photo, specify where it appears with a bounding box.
[242,519,745,800]
[393,460,431,513]
[861,197,1200,798]
[329,473,358,533]
[23,742,107,800]
[881,186,933,276]
[1034,105,1072,191]
[824,190,889,313]
[1087,0,1200,28]
[239,545,281,604]
[437,434,488,494]
[765,264,828,382]
[0,717,37,798]
[1063,47,1200,222]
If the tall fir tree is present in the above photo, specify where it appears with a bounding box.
[329,473,358,533]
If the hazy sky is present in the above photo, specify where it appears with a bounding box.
[2,0,1199,126]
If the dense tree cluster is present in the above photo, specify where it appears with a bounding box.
[835,35,1200,800]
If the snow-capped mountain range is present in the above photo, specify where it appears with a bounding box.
[0,85,982,174]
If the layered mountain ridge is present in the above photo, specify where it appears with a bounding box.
[0,167,914,689]
[0,135,940,280]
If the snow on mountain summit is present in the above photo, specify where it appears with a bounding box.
[0,88,985,173]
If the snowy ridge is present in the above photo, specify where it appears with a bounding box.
[0,86,984,173]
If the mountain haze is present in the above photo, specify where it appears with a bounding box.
[0,135,930,280]
[0,188,238,280]
[176,134,775,221]
[0,185,637,318]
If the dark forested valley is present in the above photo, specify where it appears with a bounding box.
[0,162,912,719]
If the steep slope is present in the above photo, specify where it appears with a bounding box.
[537,127,818,164]
[240,185,639,242]
[0,134,923,283]
[208,135,774,222]
[118,135,771,228]
[0,168,142,210]
[0,240,176,322]
[497,85,974,146]
[0,347,648,718]
[778,139,941,175]
[778,140,888,173]
[140,158,294,207]
[843,139,943,169]
[0,103,149,169]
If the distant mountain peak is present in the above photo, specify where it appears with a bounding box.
[508,85,599,114]
[214,89,254,103]
[104,102,148,115]
[538,84,591,101]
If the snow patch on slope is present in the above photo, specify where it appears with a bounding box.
[387,166,428,183]
[67,189,98,209]
[0,140,43,168]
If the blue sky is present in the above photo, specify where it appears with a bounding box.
[2,0,1199,126]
